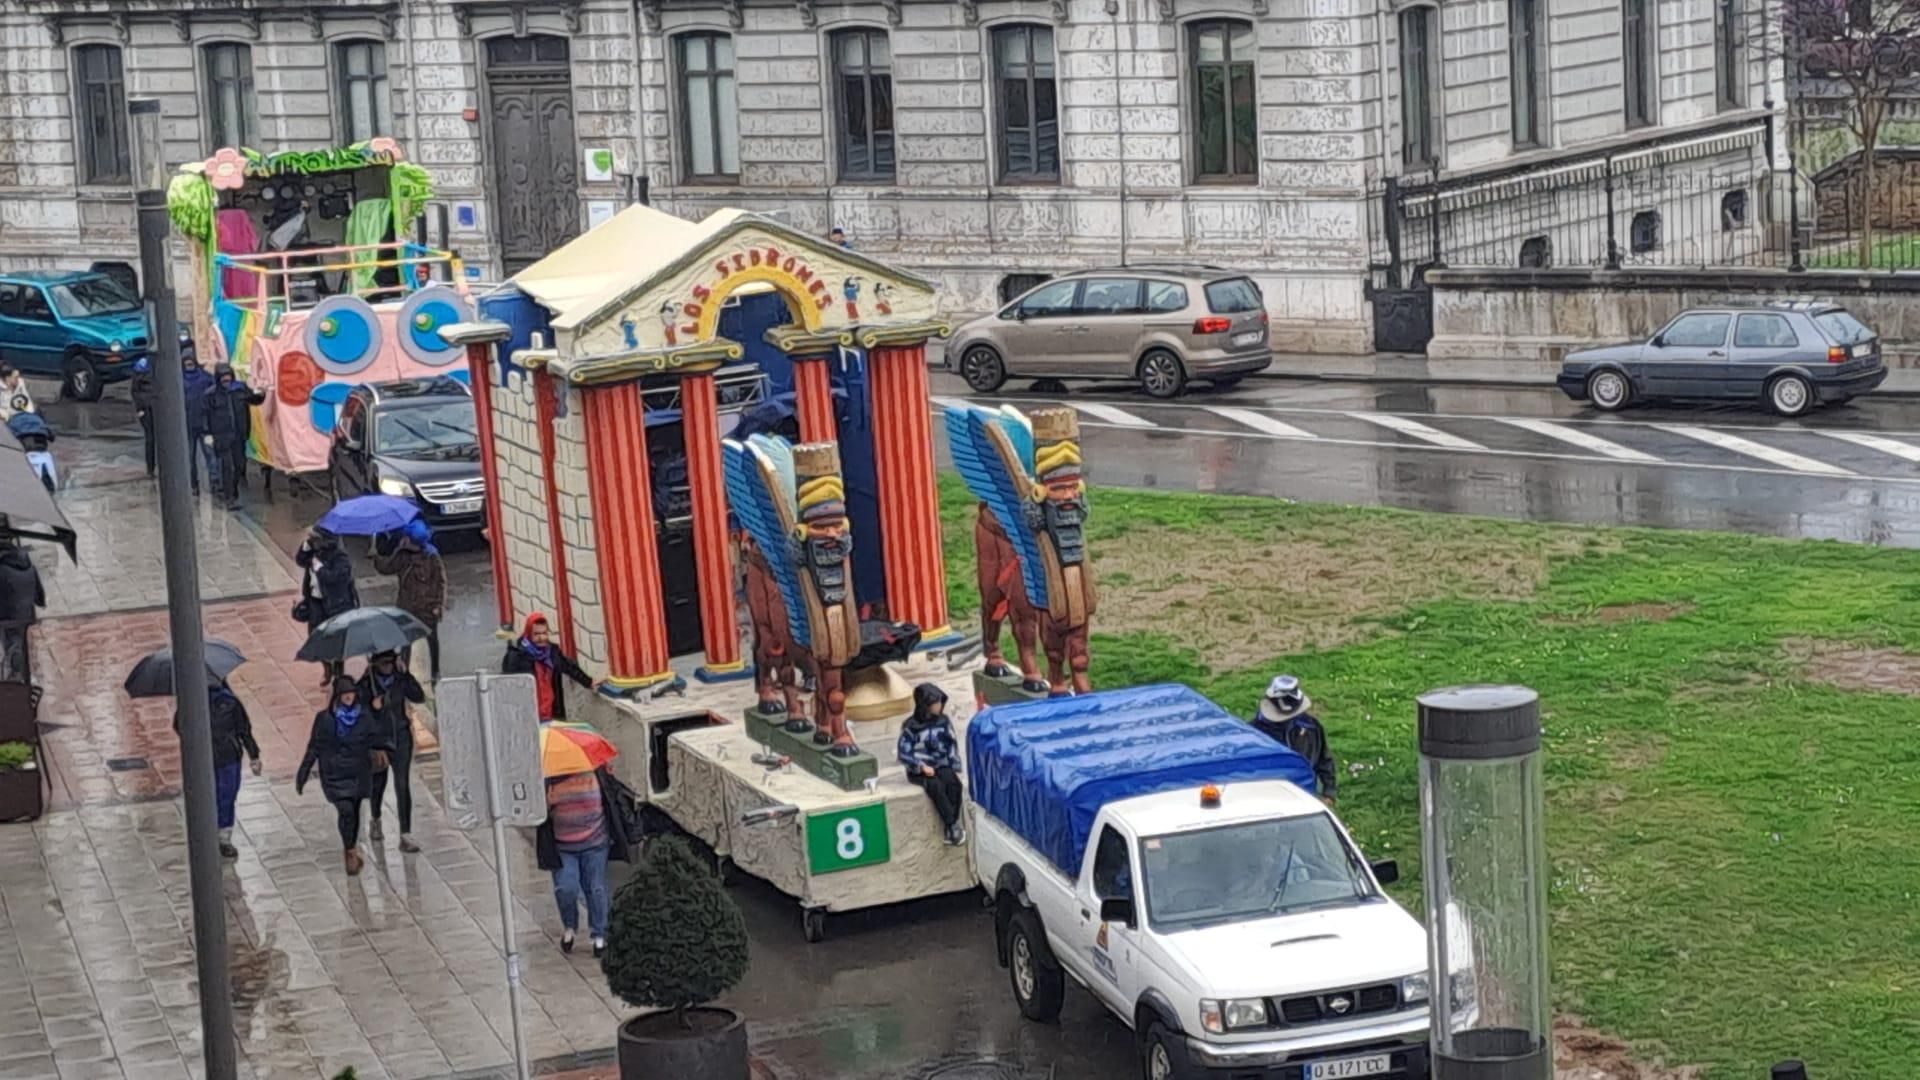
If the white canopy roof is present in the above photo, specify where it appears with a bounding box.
[509,204,751,330]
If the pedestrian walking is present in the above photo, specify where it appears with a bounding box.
[359,649,424,852]
[131,358,158,476]
[502,613,601,721]
[0,364,35,421]
[295,527,360,685]
[0,534,44,683]
[297,676,390,876]
[897,682,966,845]
[181,354,214,496]
[177,682,262,858]
[202,363,264,511]
[373,519,446,680]
[535,766,633,958]
[1250,674,1338,805]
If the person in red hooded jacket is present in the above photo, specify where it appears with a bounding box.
[500,613,601,721]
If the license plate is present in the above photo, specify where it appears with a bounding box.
[1232,330,1264,347]
[1853,343,1875,358]
[444,498,482,514]
[1307,1053,1393,1079]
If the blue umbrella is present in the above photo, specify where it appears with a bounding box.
[318,494,420,537]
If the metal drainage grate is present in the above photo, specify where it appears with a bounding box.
[921,1062,1029,1080]
[106,756,151,772]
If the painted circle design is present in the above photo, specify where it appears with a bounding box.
[397,286,472,367]
[302,296,383,376]
[276,351,322,407]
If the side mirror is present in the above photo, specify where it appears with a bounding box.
[1100,897,1137,928]
[1371,859,1400,886]
[1649,335,1664,348]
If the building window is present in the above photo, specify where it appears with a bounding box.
[677,33,739,180]
[1399,7,1440,170]
[999,273,1051,304]
[1509,0,1545,148]
[202,42,258,149]
[1189,20,1257,181]
[993,25,1060,182]
[832,29,894,182]
[1622,0,1657,128]
[333,40,393,143]
[1715,0,1746,110]
[1721,189,1748,230]
[1518,236,1552,267]
[1631,210,1661,253]
[74,45,130,184]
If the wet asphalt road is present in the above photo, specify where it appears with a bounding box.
[39,372,1920,1079]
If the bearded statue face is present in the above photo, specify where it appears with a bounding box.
[1043,475,1084,505]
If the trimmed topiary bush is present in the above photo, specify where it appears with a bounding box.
[602,835,749,1029]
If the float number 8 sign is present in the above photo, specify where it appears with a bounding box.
[805,803,891,875]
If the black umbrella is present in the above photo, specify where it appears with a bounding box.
[296,606,429,663]
[123,640,249,698]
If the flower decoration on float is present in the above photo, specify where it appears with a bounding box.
[205,147,249,191]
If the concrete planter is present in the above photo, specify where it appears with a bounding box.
[617,1007,748,1080]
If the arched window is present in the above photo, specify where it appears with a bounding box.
[333,39,393,142]
[1188,19,1256,180]
[677,33,739,180]
[73,44,129,184]
[1721,189,1748,231]
[1630,210,1661,253]
[831,28,895,181]
[993,24,1060,182]
[1518,235,1552,268]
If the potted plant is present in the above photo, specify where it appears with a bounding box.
[603,835,751,1080]
[0,740,41,824]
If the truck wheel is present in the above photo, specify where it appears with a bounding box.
[802,907,826,944]
[1006,908,1064,1022]
[1140,1021,1194,1080]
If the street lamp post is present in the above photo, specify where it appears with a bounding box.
[128,97,237,1080]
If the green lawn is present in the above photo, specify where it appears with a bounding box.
[1802,230,1920,270]
[937,475,1920,1078]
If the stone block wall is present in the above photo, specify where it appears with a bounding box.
[491,365,557,635]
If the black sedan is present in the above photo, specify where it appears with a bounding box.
[1556,301,1886,417]
[327,377,487,531]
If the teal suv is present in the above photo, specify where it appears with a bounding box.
[0,270,152,401]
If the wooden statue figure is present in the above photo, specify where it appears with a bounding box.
[974,503,1046,692]
[740,534,804,725]
[722,435,865,755]
[945,404,1098,695]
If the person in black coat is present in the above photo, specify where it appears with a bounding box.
[295,527,359,685]
[0,536,44,683]
[359,650,425,853]
[181,355,214,496]
[297,676,390,876]
[1251,674,1338,805]
[897,682,966,845]
[202,364,264,511]
[131,358,158,477]
[177,683,262,858]
[501,612,600,721]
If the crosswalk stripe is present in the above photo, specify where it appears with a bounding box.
[1499,418,1659,462]
[1205,406,1317,440]
[1072,402,1156,428]
[1656,425,1855,476]
[1819,430,1920,465]
[1348,411,1485,450]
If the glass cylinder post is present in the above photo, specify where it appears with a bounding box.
[128,98,168,194]
[1418,685,1550,1080]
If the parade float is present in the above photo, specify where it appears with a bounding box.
[166,139,475,475]
[441,204,1003,939]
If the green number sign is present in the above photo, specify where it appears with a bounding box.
[805,803,891,875]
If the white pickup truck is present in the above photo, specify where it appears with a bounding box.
[967,686,1432,1080]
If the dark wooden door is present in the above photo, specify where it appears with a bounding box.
[486,36,580,274]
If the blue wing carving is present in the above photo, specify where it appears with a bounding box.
[722,438,813,649]
[943,404,1049,610]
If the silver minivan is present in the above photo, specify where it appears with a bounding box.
[948,268,1272,398]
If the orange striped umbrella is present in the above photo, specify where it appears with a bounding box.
[539,721,619,778]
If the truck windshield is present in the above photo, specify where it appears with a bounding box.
[1140,814,1376,931]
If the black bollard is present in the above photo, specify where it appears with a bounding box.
[1771,1063,1808,1080]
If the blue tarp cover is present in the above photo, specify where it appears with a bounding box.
[966,683,1318,877]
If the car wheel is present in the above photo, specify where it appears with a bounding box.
[62,352,102,403]
[959,345,1009,394]
[1006,908,1064,1022]
[1138,350,1188,399]
[1768,374,1814,417]
[1586,369,1631,412]
[1140,1021,1195,1080]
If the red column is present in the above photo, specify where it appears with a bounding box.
[682,373,747,681]
[582,382,673,687]
[533,370,575,649]
[465,341,513,628]
[791,354,837,443]
[867,341,953,643]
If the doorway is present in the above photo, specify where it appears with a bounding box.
[484,35,580,274]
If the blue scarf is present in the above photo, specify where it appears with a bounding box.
[332,702,363,740]
[519,637,553,666]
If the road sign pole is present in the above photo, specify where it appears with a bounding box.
[475,669,531,1080]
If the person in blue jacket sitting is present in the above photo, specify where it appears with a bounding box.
[897,682,966,845]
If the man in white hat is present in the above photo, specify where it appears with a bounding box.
[1252,675,1337,806]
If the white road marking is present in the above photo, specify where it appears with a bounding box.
[1206,406,1318,440]
[1072,402,1156,428]
[1819,429,1920,465]
[1498,418,1660,463]
[1656,424,1855,476]
[1348,411,1485,450]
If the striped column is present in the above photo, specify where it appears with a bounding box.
[792,354,837,443]
[867,341,952,642]
[582,382,673,687]
[465,341,513,629]
[681,373,746,681]
[532,370,575,649]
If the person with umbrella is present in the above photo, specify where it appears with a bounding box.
[534,724,634,958]
[502,613,602,722]
[181,682,261,858]
[358,650,424,852]
[373,518,446,681]
[295,527,359,685]
[297,676,390,876]
[202,363,264,512]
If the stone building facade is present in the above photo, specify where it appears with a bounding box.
[0,0,1783,353]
